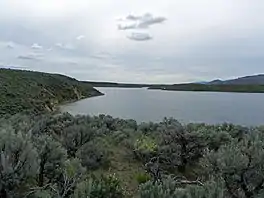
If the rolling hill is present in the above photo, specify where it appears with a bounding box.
[208,74,264,85]
[0,68,103,116]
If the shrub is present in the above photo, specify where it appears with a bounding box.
[0,128,39,197]
[202,129,264,198]
[76,140,110,170]
[158,119,206,173]
[57,158,86,197]
[139,177,225,198]
[33,135,67,186]
[135,173,151,184]
[133,136,158,162]
[73,174,125,198]
[61,124,97,157]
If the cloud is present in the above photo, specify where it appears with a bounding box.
[76,35,85,40]
[31,43,43,50]
[127,32,152,41]
[6,41,15,49]
[55,43,74,50]
[117,23,137,30]
[118,13,166,30]
[17,53,43,61]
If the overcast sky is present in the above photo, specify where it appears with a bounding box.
[0,0,263,83]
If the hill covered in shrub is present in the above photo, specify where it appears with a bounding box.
[0,69,102,116]
[1,113,264,198]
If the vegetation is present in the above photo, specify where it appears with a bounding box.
[0,69,102,116]
[149,83,264,93]
[1,113,264,197]
[1,68,264,197]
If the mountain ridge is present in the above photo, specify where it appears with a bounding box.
[207,74,264,85]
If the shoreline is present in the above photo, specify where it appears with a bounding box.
[56,91,105,113]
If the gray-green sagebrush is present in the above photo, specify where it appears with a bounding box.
[1,113,264,197]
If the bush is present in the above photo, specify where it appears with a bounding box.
[0,128,39,197]
[73,174,125,198]
[202,129,264,198]
[57,158,86,197]
[133,136,158,163]
[76,140,110,170]
[62,124,97,157]
[135,173,151,184]
[139,177,225,198]
[33,135,67,186]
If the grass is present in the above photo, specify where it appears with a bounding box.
[91,136,146,197]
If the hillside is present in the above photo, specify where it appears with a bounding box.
[85,81,151,88]
[0,68,103,116]
[209,74,264,85]
[149,83,264,93]
[149,74,264,93]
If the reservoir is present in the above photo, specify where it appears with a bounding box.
[61,88,264,126]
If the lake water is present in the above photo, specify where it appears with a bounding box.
[61,88,264,126]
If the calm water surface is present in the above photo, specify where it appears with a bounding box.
[61,88,264,126]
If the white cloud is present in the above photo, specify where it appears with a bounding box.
[55,43,74,50]
[76,35,85,40]
[118,13,166,30]
[31,43,43,50]
[117,23,137,30]
[127,32,152,41]
[6,41,16,49]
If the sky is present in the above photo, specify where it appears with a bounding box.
[0,0,263,83]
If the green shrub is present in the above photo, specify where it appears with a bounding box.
[33,135,67,186]
[62,124,97,157]
[133,136,158,162]
[73,174,125,198]
[76,140,110,170]
[139,177,225,198]
[202,129,264,198]
[0,128,39,197]
[135,172,151,184]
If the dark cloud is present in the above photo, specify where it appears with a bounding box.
[127,32,152,41]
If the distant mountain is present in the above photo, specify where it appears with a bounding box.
[208,74,264,85]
